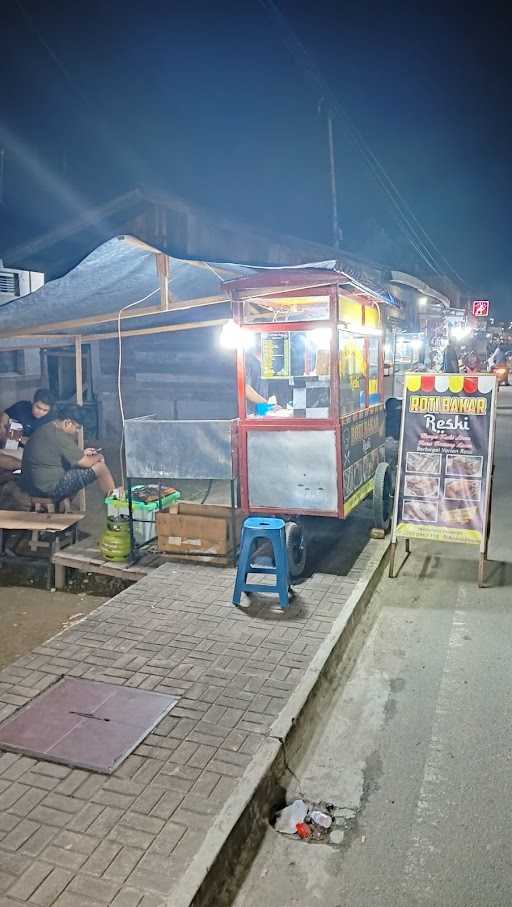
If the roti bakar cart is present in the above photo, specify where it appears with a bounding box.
[224,268,393,576]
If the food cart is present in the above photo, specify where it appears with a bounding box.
[224,269,392,576]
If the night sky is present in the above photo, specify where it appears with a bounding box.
[1,1,511,314]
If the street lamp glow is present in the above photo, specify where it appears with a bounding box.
[418,296,428,306]
[451,326,471,341]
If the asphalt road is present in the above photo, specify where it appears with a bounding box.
[233,388,512,907]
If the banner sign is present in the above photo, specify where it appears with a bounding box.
[342,405,386,515]
[391,374,497,546]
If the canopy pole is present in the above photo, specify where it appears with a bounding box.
[79,317,227,344]
[75,336,86,513]
[157,253,169,311]
[0,293,226,340]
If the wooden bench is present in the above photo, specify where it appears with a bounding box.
[0,510,85,589]
[52,536,157,590]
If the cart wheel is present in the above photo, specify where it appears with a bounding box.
[373,462,393,532]
[285,522,307,579]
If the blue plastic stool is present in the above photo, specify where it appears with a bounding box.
[233,517,290,609]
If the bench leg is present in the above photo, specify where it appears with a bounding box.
[54,563,66,590]
[52,535,66,590]
[47,564,52,590]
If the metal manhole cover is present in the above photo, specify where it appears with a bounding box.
[0,677,177,773]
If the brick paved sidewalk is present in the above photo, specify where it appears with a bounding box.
[0,552,374,907]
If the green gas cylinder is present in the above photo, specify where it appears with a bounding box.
[98,515,131,561]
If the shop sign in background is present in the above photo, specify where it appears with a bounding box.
[393,374,496,545]
[472,300,490,317]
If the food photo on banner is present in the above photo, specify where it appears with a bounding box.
[392,373,497,546]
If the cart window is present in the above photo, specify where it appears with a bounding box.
[339,331,366,415]
[368,336,382,405]
[339,297,362,327]
[364,305,380,329]
[244,330,331,418]
[243,295,330,324]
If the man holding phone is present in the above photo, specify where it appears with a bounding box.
[21,404,115,503]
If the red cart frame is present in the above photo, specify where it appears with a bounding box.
[225,270,387,521]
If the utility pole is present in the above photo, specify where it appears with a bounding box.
[319,98,342,249]
[326,110,340,250]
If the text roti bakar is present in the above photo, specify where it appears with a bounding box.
[392,374,497,545]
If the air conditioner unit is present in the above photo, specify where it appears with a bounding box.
[0,260,44,305]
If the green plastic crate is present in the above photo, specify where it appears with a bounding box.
[105,487,181,513]
[104,487,181,545]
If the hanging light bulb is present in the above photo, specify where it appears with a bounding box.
[219,320,254,350]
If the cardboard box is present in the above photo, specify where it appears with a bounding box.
[156,503,243,558]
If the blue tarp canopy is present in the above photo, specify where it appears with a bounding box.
[0,237,249,339]
[0,235,394,344]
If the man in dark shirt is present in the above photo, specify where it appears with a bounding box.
[442,341,460,374]
[489,343,507,367]
[21,403,115,502]
[2,388,55,439]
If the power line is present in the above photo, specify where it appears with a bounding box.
[361,135,467,284]
[258,0,440,271]
[257,0,465,286]
[258,0,440,272]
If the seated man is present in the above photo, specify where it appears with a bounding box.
[20,403,115,503]
[1,387,55,442]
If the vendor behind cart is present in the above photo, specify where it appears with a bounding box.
[244,349,288,412]
[245,332,328,414]
[245,350,268,408]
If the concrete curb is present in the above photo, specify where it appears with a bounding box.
[171,537,390,907]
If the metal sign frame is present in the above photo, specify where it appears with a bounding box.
[389,372,498,587]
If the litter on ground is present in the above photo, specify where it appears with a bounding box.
[273,799,352,845]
